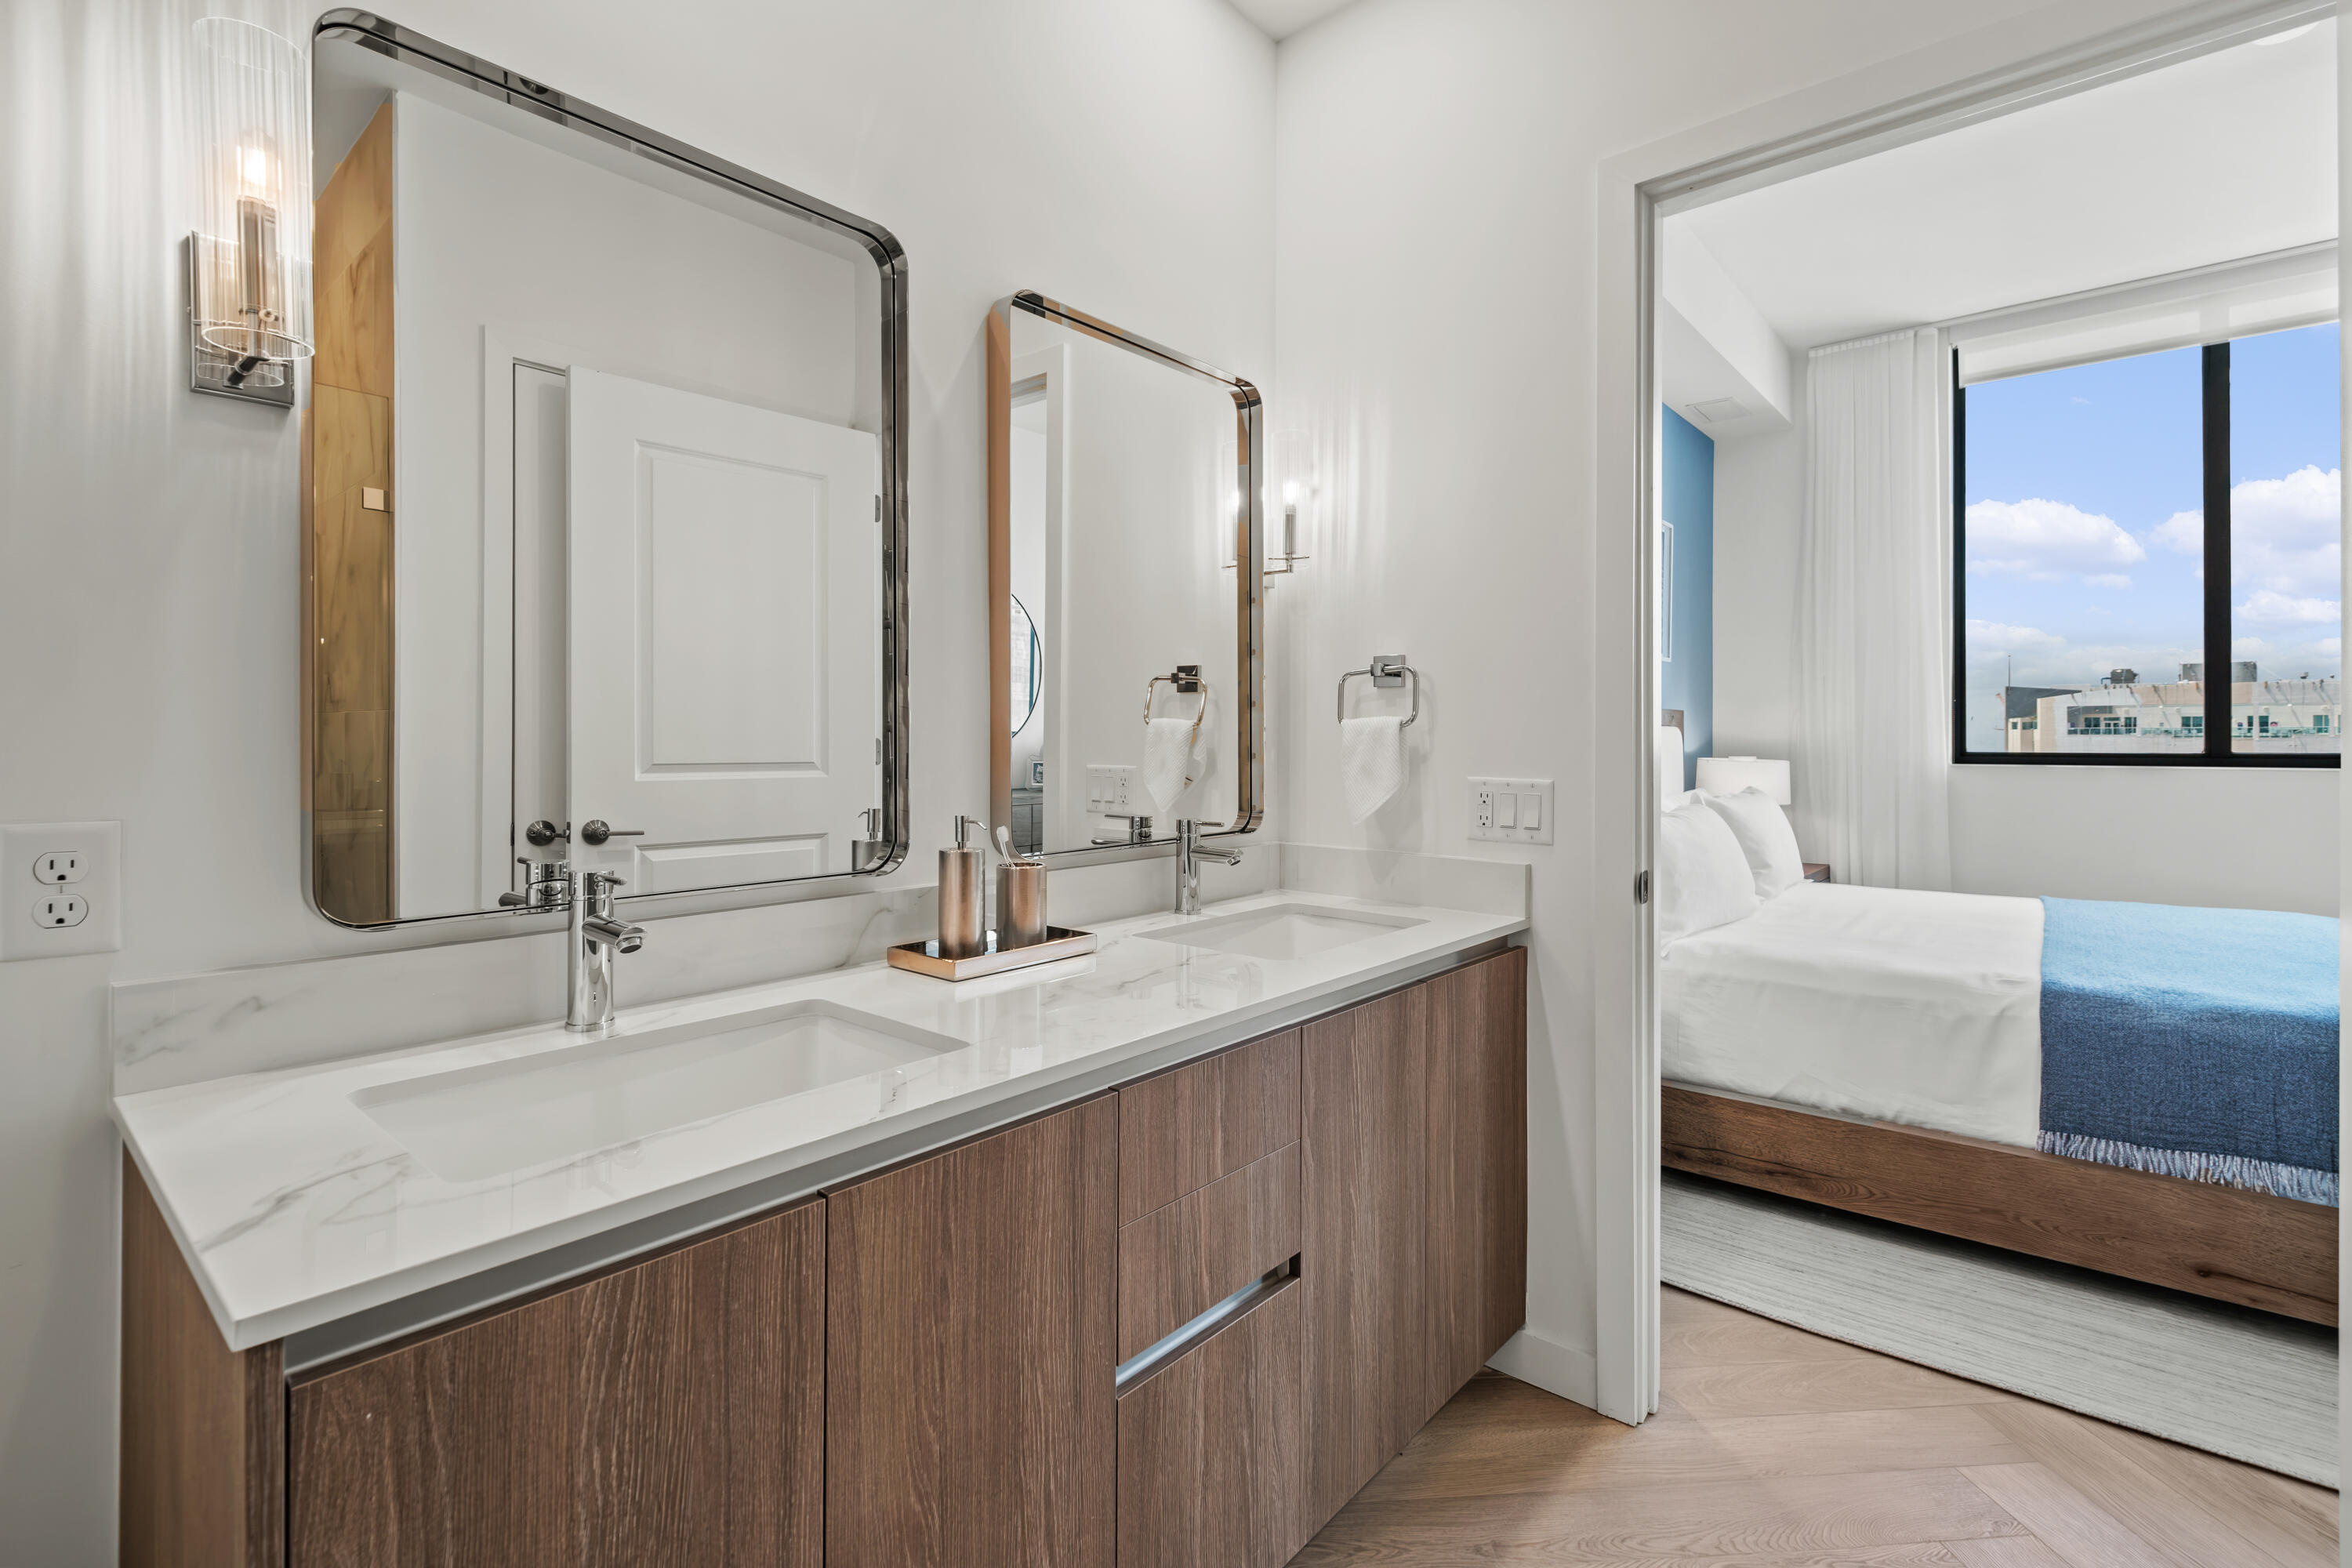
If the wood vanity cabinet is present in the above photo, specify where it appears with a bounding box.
[823,1095,1119,1568]
[285,1199,826,1568]
[1422,946,1530,1419]
[124,945,1526,1568]
[1115,1278,1308,1568]
[1300,978,1432,1522]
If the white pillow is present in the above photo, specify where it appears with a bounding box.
[1657,799,1759,946]
[1702,786,1805,902]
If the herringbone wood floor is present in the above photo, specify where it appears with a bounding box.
[1293,1287,2337,1566]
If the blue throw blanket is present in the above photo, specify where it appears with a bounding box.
[2038,897,2339,1206]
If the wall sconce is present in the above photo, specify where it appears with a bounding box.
[187,17,311,408]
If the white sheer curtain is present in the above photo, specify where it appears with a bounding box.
[1792,328,1953,891]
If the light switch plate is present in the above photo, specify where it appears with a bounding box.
[1468,779,1553,844]
[1085,764,1139,815]
[1,821,122,959]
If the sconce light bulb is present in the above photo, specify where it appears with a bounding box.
[1281,479,1301,506]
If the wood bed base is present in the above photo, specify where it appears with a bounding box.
[1662,1083,2338,1327]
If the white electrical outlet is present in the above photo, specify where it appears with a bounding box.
[34,893,87,927]
[1468,779,1553,844]
[34,850,89,884]
[1,821,122,960]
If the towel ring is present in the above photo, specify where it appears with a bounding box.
[1145,665,1210,757]
[1338,654,1417,727]
[1143,662,1214,738]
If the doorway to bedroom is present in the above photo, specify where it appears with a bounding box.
[1646,9,2341,1490]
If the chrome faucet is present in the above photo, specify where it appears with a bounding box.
[1174,820,1243,916]
[566,869,646,1032]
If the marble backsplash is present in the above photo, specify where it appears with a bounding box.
[111,843,1525,1094]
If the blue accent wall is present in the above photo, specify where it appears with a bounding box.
[1661,407,1714,790]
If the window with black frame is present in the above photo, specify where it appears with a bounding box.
[1955,321,2342,765]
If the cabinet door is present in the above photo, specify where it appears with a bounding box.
[1116,1279,1307,1568]
[1424,946,1528,1421]
[1300,983,1428,1523]
[288,1200,824,1568]
[826,1096,1118,1568]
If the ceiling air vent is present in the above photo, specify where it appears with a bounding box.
[1687,397,1745,424]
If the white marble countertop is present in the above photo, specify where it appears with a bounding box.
[115,889,1523,1356]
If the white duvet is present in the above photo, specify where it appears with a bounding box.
[1661,882,2045,1147]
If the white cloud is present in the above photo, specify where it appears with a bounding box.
[2083,573,2131,589]
[2150,509,2203,554]
[2231,466,2341,599]
[2234,588,2340,626]
[2322,637,2343,657]
[1964,619,2063,653]
[1964,498,2145,583]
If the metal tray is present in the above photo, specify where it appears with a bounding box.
[885,926,1099,981]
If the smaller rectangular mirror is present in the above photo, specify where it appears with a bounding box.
[987,294,1264,858]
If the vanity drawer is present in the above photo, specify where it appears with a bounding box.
[1119,1142,1300,1362]
[1116,1277,1308,1568]
[1119,1028,1300,1224]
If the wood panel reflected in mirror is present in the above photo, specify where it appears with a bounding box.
[985,292,1263,860]
[303,12,909,929]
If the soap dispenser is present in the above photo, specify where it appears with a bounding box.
[938,815,987,958]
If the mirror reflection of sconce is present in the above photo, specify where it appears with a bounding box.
[1269,430,1313,576]
[187,18,312,408]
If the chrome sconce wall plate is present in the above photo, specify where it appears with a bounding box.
[187,17,314,408]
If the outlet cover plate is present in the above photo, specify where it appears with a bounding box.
[1468,779,1553,845]
[1,821,122,960]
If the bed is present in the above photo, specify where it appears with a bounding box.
[1657,783,2339,1324]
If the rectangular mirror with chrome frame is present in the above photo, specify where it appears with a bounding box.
[985,292,1263,860]
[305,12,908,929]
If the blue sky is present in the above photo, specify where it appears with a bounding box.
[1962,321,2340,746]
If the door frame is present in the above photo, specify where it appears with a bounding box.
[1591,0,2332,1425]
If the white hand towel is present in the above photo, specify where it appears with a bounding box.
[1341,716,1405,823]
[1142,716,1198,817]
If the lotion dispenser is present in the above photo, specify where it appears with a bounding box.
[938,815,987,958]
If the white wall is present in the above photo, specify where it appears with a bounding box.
[1951,764,2339,914]
[0,0,1270,1555]
[1709,367,1805,759]
[1271,0,2201,1411]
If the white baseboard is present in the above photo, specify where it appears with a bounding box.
[1486,1324,1599,1409]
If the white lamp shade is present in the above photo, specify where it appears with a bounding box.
[1696,755,1791,805]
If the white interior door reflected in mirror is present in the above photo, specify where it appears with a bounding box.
[566,368,882,895]
[306,13,907,929]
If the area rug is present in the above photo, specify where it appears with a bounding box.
[1661,1171,2339,1486]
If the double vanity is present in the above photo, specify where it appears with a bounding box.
[124,12,1534,1565]
[119,889,1527,1566]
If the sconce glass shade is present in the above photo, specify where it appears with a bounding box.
[1695,755,1792,805]
[191,18,312,392]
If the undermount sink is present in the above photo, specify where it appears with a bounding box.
[353,1001,962,1182]
[1135,902,1426,960]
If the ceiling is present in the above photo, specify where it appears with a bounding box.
[1225,0,1358,42]
[1669,20,2337,354]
